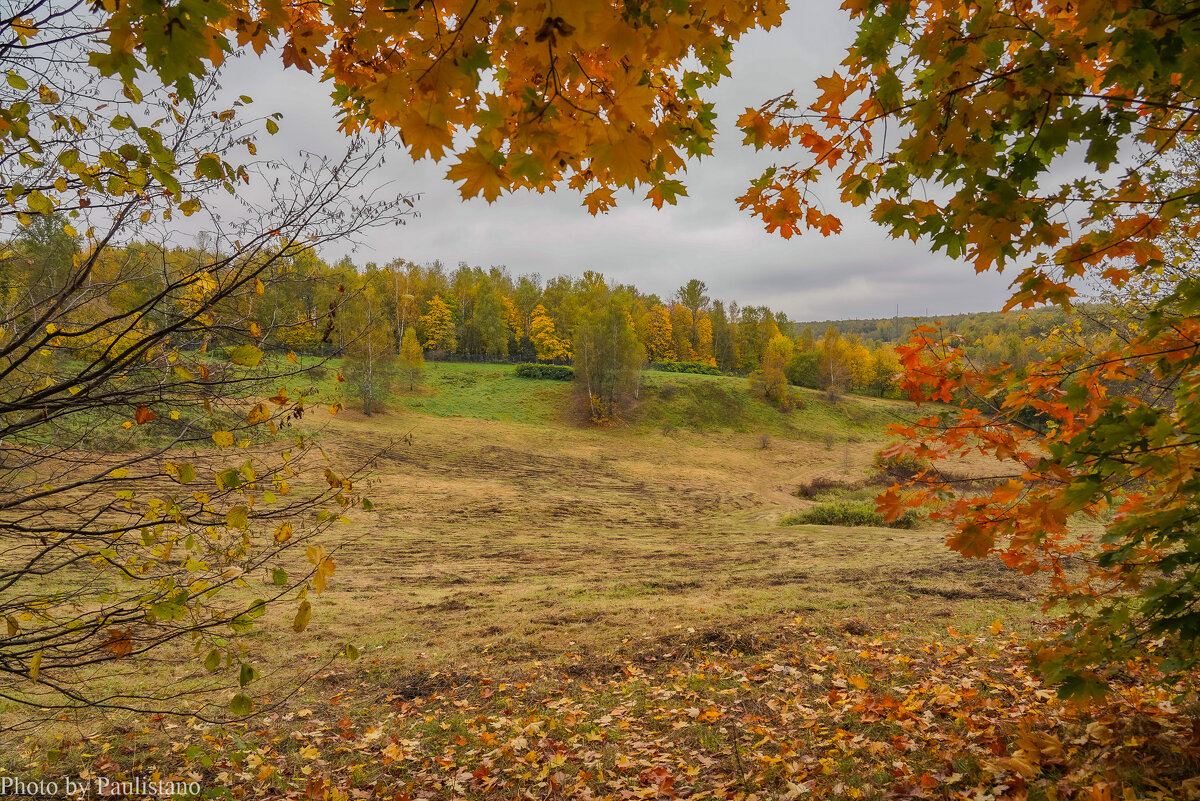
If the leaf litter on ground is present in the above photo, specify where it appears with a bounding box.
[14,618,1200,800]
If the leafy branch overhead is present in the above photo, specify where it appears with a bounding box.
[749,2,1200,690]
[93,0,786,209]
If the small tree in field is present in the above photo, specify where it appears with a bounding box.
[750,334,795,410]
[344,279,396,416]
[573,294,645,424]
[400,327,424,391]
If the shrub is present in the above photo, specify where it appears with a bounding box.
[514,363,574,380]
[793,476,855,499]
[650,361,722,376]
[873,449,931,478]
[794,473,896,499]
[785,351,821,388]
[781,500,919,529]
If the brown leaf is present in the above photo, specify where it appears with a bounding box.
[102,628,133,658]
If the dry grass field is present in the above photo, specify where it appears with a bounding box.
[1,364,1040,726]
[293,399,1042,678]
[17,365,1191,801]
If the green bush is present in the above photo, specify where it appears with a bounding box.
[781,500,919,529]
[514,363,575,380]
[785,351,821,388]
[650,361,723,376]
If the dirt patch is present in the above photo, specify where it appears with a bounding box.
[642,579,703,592]
[534,612,606,626]
[382,669,464,701]
[829,557,1043,603]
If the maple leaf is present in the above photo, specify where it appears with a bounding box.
[447,151,506,202]
[583,187,616,215]
[948,522,994,559]
[398,110,454,161]
[101,628,133,658]
[646,180,687,209]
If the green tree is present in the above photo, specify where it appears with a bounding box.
[675,279,711,352]
[469,280,510,358]
[785,350,821,390]
[709,301,739,373]
[819,326,851,393]
[868,346,900,398]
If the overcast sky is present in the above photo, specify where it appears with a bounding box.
[220,6,1016,322]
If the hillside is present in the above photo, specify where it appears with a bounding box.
[312,360,908,442]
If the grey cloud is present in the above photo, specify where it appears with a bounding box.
[210,7,1014,321]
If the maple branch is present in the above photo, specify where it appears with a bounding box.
[413,0,480,86]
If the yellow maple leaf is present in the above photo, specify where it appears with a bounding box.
[399,109,454,161]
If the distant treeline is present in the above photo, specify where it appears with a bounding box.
[2,218,1068,404]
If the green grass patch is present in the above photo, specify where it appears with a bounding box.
[782,500,919,528]
[649,360,723,376]
[399,361,570,425]
[297,359,903,441]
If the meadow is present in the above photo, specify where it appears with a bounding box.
[3,364,1193,800]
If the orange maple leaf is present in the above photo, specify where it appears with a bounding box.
[447,151,506,203]
[101,628,133,658]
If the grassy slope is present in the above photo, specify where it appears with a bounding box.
[5,362,1019,699]
[317,359,909,441]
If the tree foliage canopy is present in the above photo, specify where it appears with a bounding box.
[0,3,411,722]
